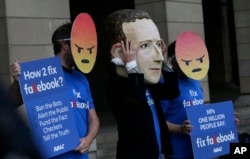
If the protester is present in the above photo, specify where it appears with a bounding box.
[161,41,240,159]
[99,9,180,159]
[9,22,99,159]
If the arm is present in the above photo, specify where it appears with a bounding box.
[75,109,99,154]
[86,109,100,145]
[167,120,193,135]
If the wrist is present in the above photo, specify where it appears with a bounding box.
[126,60,139,73]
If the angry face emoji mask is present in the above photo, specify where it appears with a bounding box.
[71,13,97,73]
[175,31,209,80]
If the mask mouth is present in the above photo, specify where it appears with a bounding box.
[192,68,202,72]
[81,59,89,63]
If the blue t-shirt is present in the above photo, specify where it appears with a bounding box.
[51,69,95,159]
[145,89,162,159]
[161,77,203,158]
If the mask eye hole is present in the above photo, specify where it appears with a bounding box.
[156,41,161,48]
[140,43,149,49]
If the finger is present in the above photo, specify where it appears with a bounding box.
[126,39,130,60]
[74,139,83,152]
[126,39,129,53]
[183,127,190,134]
[129,40,133,60]
[80,147,88,154]
[184,120,190,125]
[235,118,240,125]
[121,40,125,53]
[80,144,89,154]
[74,145,81,151]
[12,62,20,72]
[121,40,128,62]
[186,126,193,131]
[129,40,132,52]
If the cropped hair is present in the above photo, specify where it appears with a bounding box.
[51,22,72,55]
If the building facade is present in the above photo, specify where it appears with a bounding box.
[1,0,250,158]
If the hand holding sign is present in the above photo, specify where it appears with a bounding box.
[18,57,80,158]
[10,60,21,81]
[186,101,239,159]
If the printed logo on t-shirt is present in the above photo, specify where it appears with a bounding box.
[145,89,162,156]
[70,89,90,110]
[183,89,203,108]
[73,89,81,98]
[146,89,154,106]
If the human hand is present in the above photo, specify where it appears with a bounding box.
[121,39,138,64]
[234,112,240,126]
[10,60,21,81]
[181,120,193,135]
[121,39,140,73]
[75,137,91,154]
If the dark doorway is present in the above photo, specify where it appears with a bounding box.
[69,1,134,112]
[202,0,240,102]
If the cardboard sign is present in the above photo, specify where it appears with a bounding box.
[71,13,97,73]
[176,31,209,80]
[186,101,239,159]
[18,57,79,158]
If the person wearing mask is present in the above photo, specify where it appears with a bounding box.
[99,9,180,159]
[9,22,99,159]
[161,41,240,159]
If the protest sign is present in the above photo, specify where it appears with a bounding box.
[18,57,79,158]
[186,101,239,159]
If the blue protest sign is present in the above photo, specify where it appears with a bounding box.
[18,57,79,158]
[186,101,239,159]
